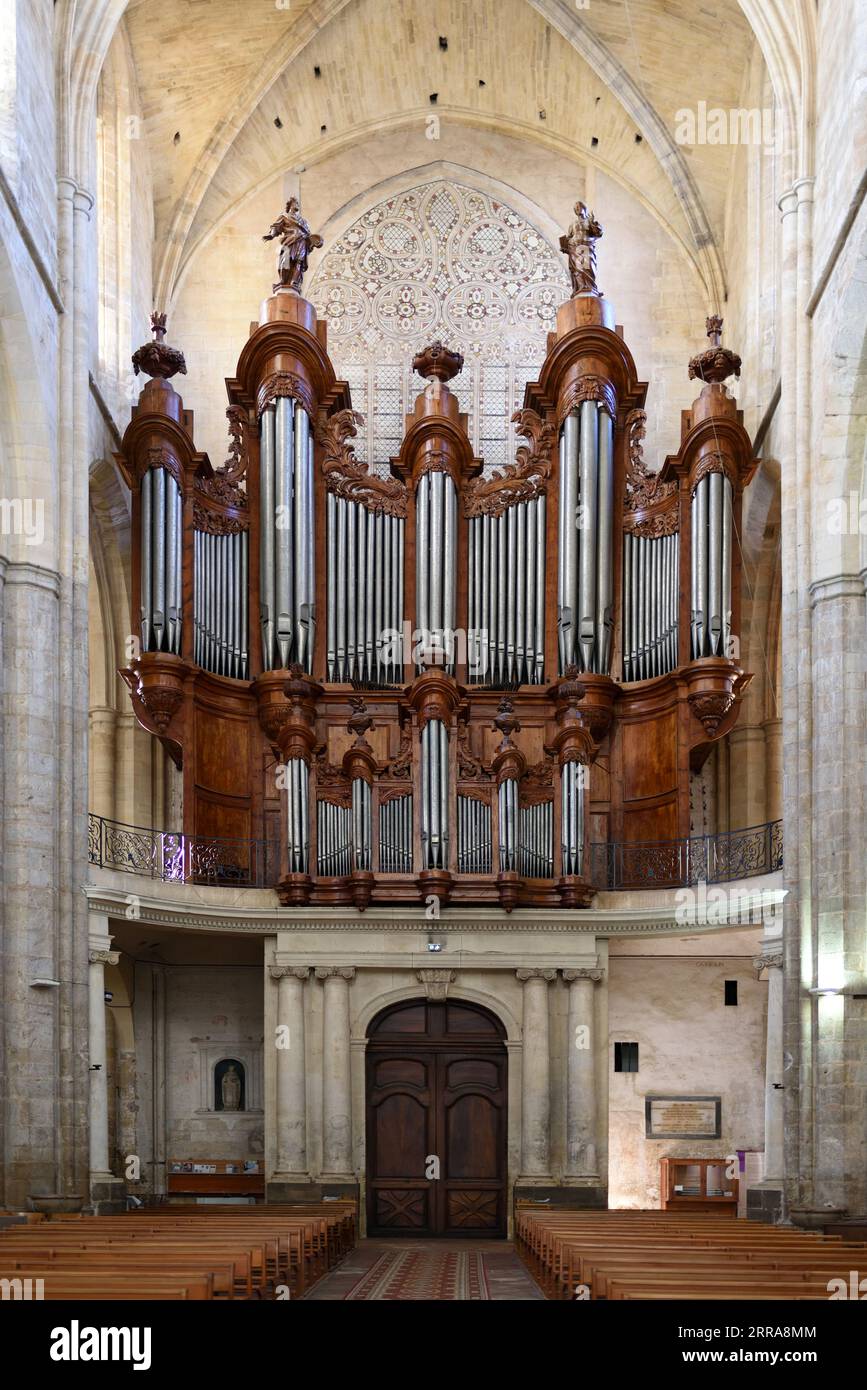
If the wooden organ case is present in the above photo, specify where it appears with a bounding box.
[118,203,756,909]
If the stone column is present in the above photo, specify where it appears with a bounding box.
[88,942,119,1182]
[88,707,118,821]
[316,968,356,1179]
[762,718,782,823]
[754,947,785,1187]
[563,968,604,1179]
[270,967,309,1177]
[516,969,555,1180]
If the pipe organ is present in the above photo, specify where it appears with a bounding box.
[119,201,755,909]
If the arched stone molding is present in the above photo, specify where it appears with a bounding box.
[172,108,712,313]
[351,982,521,1044]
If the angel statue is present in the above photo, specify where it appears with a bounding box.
[263,197,324,294]
[559,201,603,297]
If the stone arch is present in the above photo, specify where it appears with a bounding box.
[352,984,521,1043]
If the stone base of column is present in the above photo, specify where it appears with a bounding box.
[89,1174,127,1214]
[788,1204,848,1231]
[745,1182,784,1223]
[514,1180,606,1208]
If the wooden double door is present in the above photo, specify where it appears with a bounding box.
[366,999,507,1237]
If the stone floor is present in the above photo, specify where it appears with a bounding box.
[303,1238,546,1300]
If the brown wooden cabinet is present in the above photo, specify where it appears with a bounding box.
[659,1157,738,1215]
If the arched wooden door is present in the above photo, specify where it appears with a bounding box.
[365,999,507,1237]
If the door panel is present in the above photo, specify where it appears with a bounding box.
[366,1001,507,1237]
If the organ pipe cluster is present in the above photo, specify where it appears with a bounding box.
[457,796,493,873]
[326,496,404,684]
[285,758,310,874]
[416,471,457,673]
[561,760,584,876]
[193,529,249,678]
[140,467,182,655]
[379,794,413,873]
[558,403,615,674]
[420,720,450,868]
[468,498,546,685]
[260,397,315,670]
[518,802,554,879]
[317,800,351,876]
[621,532,679,680]
[691,472,733,658]
[498,778,520,873]
[351,779,372,871]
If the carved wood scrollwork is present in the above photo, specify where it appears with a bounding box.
[192,501,249,535]
[257,371,316,420]
[380,784,413,805]
[456,718,492,781]
[381,722,413,780]
[557,374,616,426]
[317,409,408,518]
[314,750,351,807]
[464,409,554,517]
[142,445,183,490]
[691,450,740,495]
[521,756,555,806]
[622,408,679,538]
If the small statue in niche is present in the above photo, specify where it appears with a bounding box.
[559,201,603,297]
[263,197,324,294]
[217,1060,244,1112]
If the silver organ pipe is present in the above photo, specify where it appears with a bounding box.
[578,399,598,672]
[558,403,615,675]
[518,801,554,879]
[561,760,584,876]
[379,793,413,873]
[192,526,250,679]
[596,409,615,673]
[457,795,492,874]
[286,758,309,874]
[316,797,351,876]
[498,778,518,873]
[140,466,182,656]
[352,779,372,872]
[621,529,680,682]
[468,497,546,687]
[259,397,315,671]
[421,719,449,869]
[151,466,166,651]
[275,394,293,668]
[326,497,405,684]
[690,471,732,658]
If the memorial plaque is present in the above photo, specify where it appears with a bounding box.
[645,1095,721,1139]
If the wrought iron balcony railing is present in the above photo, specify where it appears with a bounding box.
[88,813,782,893]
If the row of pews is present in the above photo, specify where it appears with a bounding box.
[515,1205,867,1300]
[0,1201,356,1300]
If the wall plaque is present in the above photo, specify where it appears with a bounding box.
[645,1095,721,1139]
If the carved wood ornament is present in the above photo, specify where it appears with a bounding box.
[464,409,554,516]
[317,409,407,517]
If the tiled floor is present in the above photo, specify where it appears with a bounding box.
[303,1238,546,1300]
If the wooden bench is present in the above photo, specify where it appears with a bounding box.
[0,1201,357,1301]
[515,1205,867,1301]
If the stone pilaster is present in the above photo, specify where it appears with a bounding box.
[563,968,604,1179]
[87,916,124,1211]
[316,968,356,1180]
[516,969,556,1181]
[270,966,310,1178]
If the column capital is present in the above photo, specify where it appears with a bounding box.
[563,968,604,983]
[270,965,309,981]
[516,968,556,983]
[416,969,456,1000]
[89,950,120,967]
[315,967,356,981]
[753,951,783,973]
